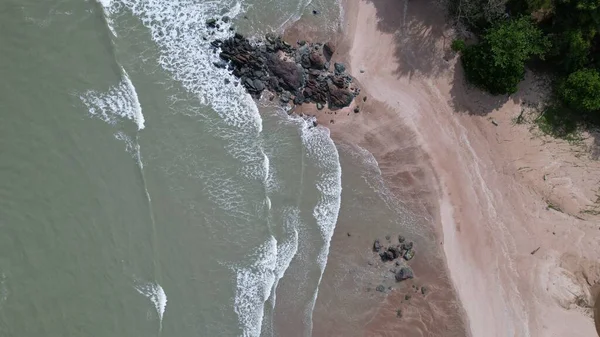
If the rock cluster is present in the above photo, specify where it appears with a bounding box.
[209,26,359,109]
[372,235,417,283]
[372,238,416,263]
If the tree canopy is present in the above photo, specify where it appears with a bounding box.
[461,17,549,94]
[451,0,600,125]
[559,68,600,113]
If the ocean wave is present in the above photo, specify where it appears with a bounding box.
[134,280,167,329]
[101,0,274,222]
[102,0,260,132]
[234,237,278,337]
[80,68,145,130]
[296,116,342,333]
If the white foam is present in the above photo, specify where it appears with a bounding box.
[234,237,278,337]
[96,0,118,37]
[134,281,167,329]
[109,0,259,131]
[272,208,300,300]
[80,68,145,130]
[296,117,342,333]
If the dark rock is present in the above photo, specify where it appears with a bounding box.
[309,51,326,69]
[395,267,414,282]
[224,78,230,84]
[331,75,346,88]
[385,235,391,241]
[398,235,406,243]
[387,246,400,259]
[253,79,265,92]
[334,62,346,74]
[206,18,217,28]
[280,92,291,103]
[347,232,351,236]
[328,86,354,109]
[373,239,382,252]
[405,294,412,300]
[376,285,386,292]
[222,15,230,23]
[395,260,401,266]
[323,42,335,60]
[421,286,427,295]
[363,96,367,102]
[294,93,305,105]
[354,107,360,113]
[266,55,302,92]
[312,9,320,15]
[402,241,413,251]
[298,40,306,46]
[379,250,394,262]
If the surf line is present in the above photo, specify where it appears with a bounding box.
[95,0,166,330]
[127,89,167,335]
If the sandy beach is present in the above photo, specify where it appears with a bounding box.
[289,0,600,335]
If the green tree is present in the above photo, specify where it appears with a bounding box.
[461,17,550,94]
[559,68,600,112]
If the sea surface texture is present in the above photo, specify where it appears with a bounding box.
[0,0,415,336]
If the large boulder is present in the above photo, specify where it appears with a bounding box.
[395,267,414,282]
[266,54,302,92]
[328,85,354,109]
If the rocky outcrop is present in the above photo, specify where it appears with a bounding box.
[373,239,382,252]
[395,267,414,282]
[210,28,359,109]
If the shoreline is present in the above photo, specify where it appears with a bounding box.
[287,0,600,335]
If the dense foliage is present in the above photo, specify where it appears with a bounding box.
[461,17,549,94]
[559,69,600,113]
[451,0,600,126]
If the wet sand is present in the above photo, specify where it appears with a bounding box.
[286,0,600,335]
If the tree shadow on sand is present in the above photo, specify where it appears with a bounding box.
[364,0,453,79]
[365,0,516,113]
[365,0,600,156]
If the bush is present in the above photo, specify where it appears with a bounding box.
[451,39,466,52]
[461,17,550,94]
[559,68,600,113]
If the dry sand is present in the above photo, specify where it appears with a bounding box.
[290,0,600,335]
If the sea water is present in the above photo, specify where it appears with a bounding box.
[0,0,349,336]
